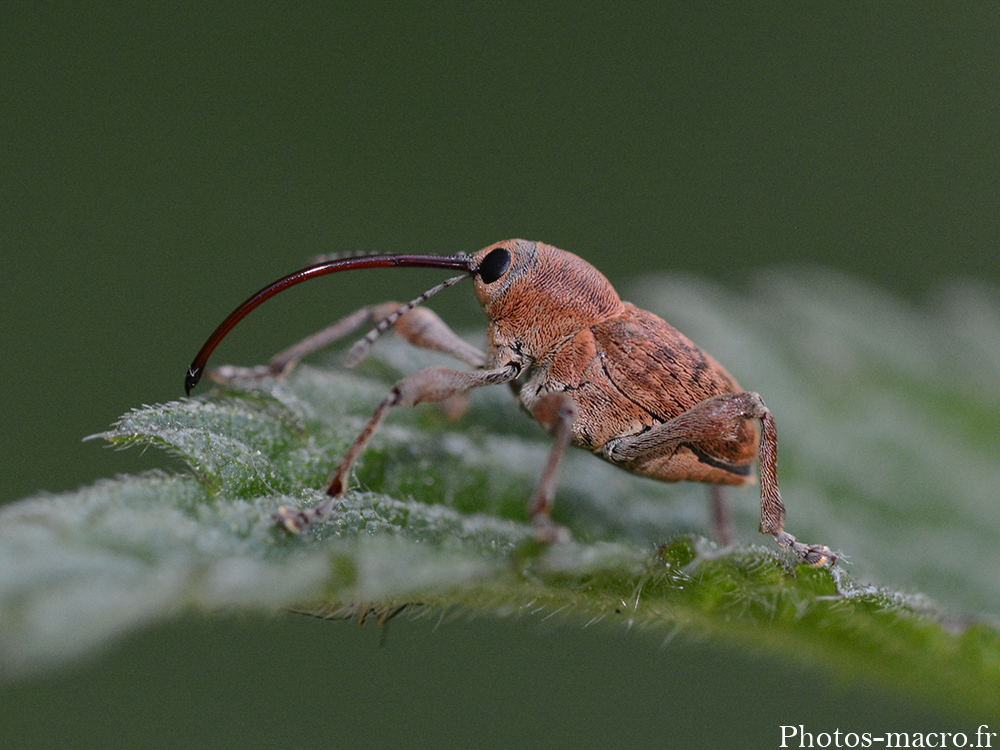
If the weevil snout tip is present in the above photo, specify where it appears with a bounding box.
[185,366,202,395]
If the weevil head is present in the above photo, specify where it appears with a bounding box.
[471,240,624,358]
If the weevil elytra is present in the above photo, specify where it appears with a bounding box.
[185,240,833,566]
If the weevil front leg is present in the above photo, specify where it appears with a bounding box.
[210,303,486,383]
[275,363,518,533]
[603,391,834,566]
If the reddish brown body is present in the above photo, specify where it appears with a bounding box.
[187,239,832,565]
[475,242,758,486]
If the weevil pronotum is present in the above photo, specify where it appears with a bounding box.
[185,240,833,566]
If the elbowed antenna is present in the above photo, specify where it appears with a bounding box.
[184,253,476,394]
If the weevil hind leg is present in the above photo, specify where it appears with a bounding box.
[604,391,834,566]
[750,393,835,566]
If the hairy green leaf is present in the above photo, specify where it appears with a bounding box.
[2,270,998,720]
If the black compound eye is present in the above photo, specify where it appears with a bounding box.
[477,248,511,284]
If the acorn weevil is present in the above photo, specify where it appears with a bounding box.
[185,239,833,566]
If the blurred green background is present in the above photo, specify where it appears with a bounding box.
[2,3,996,745]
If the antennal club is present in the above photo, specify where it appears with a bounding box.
[184,253,476,394]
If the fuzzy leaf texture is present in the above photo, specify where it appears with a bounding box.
[1,268,998,719]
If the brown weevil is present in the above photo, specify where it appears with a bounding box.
[185,240,833,566]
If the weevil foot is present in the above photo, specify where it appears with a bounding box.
[531,516,572,544]
[798,544,835,567]
[773,531,836,567]
[274,505,312,534]
[274,499,336,535]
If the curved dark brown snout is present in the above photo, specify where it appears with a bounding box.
[184,253,476,394]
